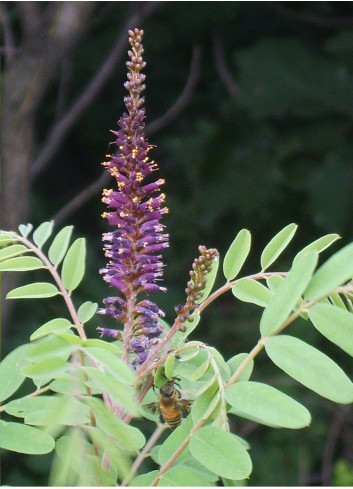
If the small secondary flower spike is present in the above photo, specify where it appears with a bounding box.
[174,246,219,326]
[98,28,169,367]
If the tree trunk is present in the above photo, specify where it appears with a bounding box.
[1,2,97,326]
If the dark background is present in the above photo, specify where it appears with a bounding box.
[2,1,353,485]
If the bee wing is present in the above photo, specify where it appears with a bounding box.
[142,402,164,424]
[143,402,159,414]
[179,399,193,417]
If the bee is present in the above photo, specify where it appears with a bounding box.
[145,378,192,430]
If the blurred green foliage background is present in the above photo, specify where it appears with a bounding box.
[2,1,353,485]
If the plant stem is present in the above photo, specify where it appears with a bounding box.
[121,424,166,486]
[150,417,207,486]
[226,339,265,388]
[4,231,86,339]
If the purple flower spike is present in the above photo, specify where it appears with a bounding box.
[98,28,169,367]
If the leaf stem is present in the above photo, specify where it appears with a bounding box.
[198,343,228,429]
[226,282,353,388]
[136,313,185,377]
[226,339,265,388]
[3,231,87,339]
[196,271,287,314]
[137,271,288,380]
[150,417,207,486]
[121,424,167,486]
[0,385,51,413]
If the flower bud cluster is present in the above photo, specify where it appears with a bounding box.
[98,29,169,367]
[174,246,219,326]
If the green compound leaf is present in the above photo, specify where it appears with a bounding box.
[195,251,219,304]
[18,223,33,238]
[266,275,284,291]
[309,303,353,357]
[81,346,134,383]
[82,367,138,416]
[189,426,252,480]
[88,397,145,452]
[82,338,122,355]
[6,282,60,299]
[30,318,72,341]
[153,367,168,388]
[48,225,74,266]
[0,344,29,402]
[195,375,218,396]
[21,357,68,379]
[226,353,254,382]
[174,347,209,381]
[0,233,17,245]
[149,445,160,464]
[33,221,54,248]
[49,377,92,396]
[61,238,86,291]
[178,451,220,482]
[0,420,55,454]
[5,395,57,418]
[188,357,210,382]
[84,426,131,481]
[265,335,353,404]
[6,395,90,427]
[27,399,89,427]
[164,353,175,379]
[293,233,340,265]
[191,392,221,425]
[26,335,75,362]
[223,229,251,281]
[159,418,193,465]
[77,301,98,323]
[329,292,347,310]
[0,244,28,261]
[232,278,272,307]
[0,256,44,271]
[261,223,298,271]
[260,251,318,336]
[87,398,141,450]
[55,332,83,346]
[208,346,230,379]
[226,381,311,429]
[159,466,214,486]
[50,430,96,486]
[178,347,200,362]
[304,242,353,300]
[131,471,159,487]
